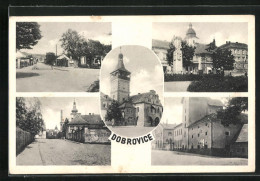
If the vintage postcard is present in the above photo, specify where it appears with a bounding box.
[9,15,255,174]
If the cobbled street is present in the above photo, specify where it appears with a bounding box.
[152,150,248,165]
[16,139,111,165]
[16,63,100,92]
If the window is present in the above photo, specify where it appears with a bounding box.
[198,126,199,128]
[198,133,200,137]
[205,132,207,135]
[225,131,230,136]
[205,123,208,126]
[192,135,193,138]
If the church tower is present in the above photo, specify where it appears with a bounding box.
[185,23,198,47]
[172,36,183,74]
[70,98,78,120]
[110,47,131,104]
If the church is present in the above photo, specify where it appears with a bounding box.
[60,99,111,143]
[101,50,163,127]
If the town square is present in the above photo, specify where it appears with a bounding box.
[16,22,111,92]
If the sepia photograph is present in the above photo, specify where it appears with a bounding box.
[152,97,248,165]
[16,97,111,165]
[16,22,111,92]
[100,45,164,137]
[152,22,248,92]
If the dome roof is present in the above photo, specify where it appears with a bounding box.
[186,23,197,38]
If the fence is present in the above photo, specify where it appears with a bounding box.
[16,127,34,155]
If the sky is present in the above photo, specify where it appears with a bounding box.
[100,45,164,103]
[161,97,228,125]
[153,22,248,46]
[24,97,100,130]
[20,22,111,55]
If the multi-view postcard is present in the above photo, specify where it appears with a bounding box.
[9,15,255,174]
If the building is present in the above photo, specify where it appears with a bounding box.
[65,99,111,143]
[152,39,171,73]
[152,122,176,150]
[16,51,31,69]
[173,123,183,149]
[188,114,243,156]
[230,124,248,158]
[56,54,78,67]
[218,41,248,73]
[46,126,60,139]
[80,55,103,68]
[102,49,163,127]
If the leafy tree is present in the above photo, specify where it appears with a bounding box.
[212,49,235,71]
[181,41,196,69]
[45,52,56,65]
[217,97,248,126]
[16,98,44,136]
[105,100,123,126]
[16,22,42,50]
[60,29,84,60]
[166,40,195,69]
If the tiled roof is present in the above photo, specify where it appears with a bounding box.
[68,114,104,125]
[235,124,248,143]
[100,92,113,101]
[152,39,170,50]
[194,43,215,55]
[118,102,136,109]
[218,42,248,50]
[188,114,217,128]
[207,98,224,107]
[130,91,162,106]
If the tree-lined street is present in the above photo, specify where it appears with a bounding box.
[17,139,111,165]
[152,150,248,165]
[16,62,99,92]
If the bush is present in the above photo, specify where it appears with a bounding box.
[164,74,223,82]
[187,76,248,92]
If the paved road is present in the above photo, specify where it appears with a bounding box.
[152,150,248,165]
[16,63,99,92]
[16,139,111,165]
[164,81,192,92]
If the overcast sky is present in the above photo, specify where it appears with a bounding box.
[161,97,227,125]
[153,22,248,46]
[20,22,111,55]
[25,97,100,130]
[100,45,164,103]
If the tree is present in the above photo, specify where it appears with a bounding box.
[217,97,248,126]
[16,98,44,136]
[212,49,235,71]
[105,100,123,126]
[181,41,196,69]
[45,52,56,65]
[60,29,84,60]
[16,22,42,50]
[166,40,195,69]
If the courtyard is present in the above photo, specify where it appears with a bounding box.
[152,150,248,165]
[16,139,111,165]
[16,63,100,92]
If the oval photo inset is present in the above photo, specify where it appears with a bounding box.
[100,45,164,137]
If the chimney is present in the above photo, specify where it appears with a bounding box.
[89,113,91,115]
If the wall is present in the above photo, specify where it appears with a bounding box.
[188,120,212,149]
[173,124,183,149]
[230,142,248,158]
[188,97,208,126]
[84,128,111,143]
[212,121,242,149]
[152,124,164,149]
[121,107,136,126]
[16,127,34,155]
[135,103,145,127]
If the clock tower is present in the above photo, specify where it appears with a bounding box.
[110,48,131,104]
